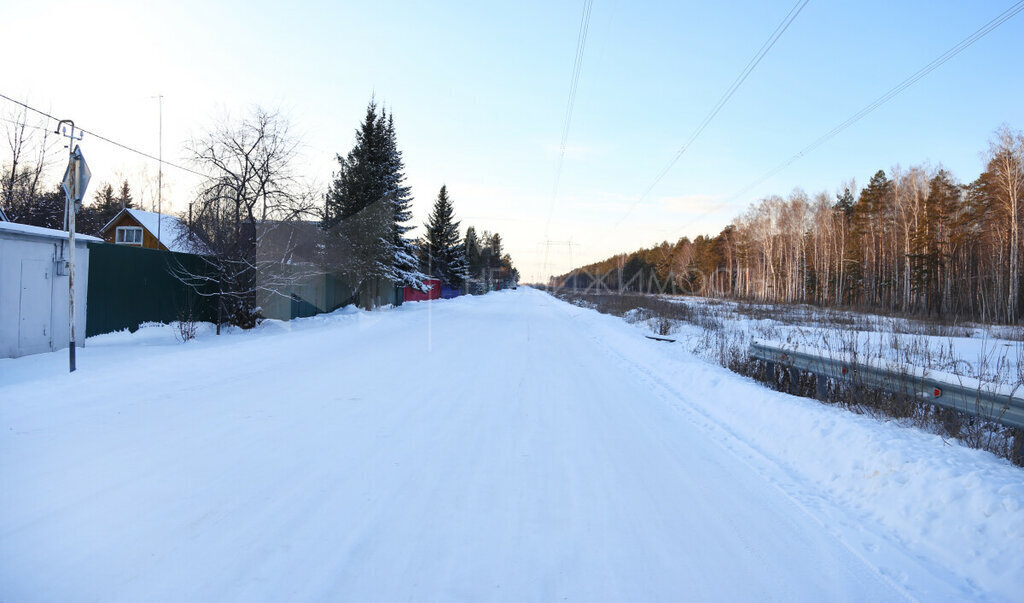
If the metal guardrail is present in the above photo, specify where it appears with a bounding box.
[749,340,1024,431]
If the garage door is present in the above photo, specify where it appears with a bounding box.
[19,259,53,354]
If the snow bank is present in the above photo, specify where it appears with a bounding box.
[572,295,1024,601]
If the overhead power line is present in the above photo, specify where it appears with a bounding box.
[725,0,1024,204]
[0,91,205,178]
[0,115,52,132]
[555,0,594,189]
[542,0,595,278]
[609,0,811,231]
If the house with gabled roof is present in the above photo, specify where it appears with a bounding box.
[99,208,196,253]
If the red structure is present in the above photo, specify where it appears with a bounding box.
[403,278,441,302]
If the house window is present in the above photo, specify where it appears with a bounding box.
[116,226,143,245]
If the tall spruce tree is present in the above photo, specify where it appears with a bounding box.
[323,100,425,291]
[464,226,482,290]
[324,101,387,226]
[117,180,134,210]
[423,185,467,287]
[93,182,118,215]
[81,181,120,235]
[381,111,424,287]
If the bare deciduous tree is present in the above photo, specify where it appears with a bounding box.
[984,126,1024,323]
[175,108,321,329]
[1,105,55,224]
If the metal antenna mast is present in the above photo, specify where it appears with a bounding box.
[154,94,163,243]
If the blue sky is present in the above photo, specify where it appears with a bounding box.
[3,0,1022,280]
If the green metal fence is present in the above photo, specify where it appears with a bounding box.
[86,243,219,337]
[86,242,404,336]
[258,267,361,320]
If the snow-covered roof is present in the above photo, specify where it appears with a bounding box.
[102,208,196,253]
[0,220,102,243]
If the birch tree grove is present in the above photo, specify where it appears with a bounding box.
[558,126,1024,324]
[984,126,1024,323]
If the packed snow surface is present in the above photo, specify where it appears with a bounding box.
[1,288,1021,601]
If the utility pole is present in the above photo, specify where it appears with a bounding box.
[542,239,577,289]
[58,120,89,372]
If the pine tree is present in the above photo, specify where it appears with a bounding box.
[323,100,425,291]
[932,171,963,304]
[489,233,503,264]
[324,101,387,227]
[117,180,134,210]
[82,181,119,235]
[464,226,482,291]
[423,185,467,287]
[465,226,480,269]
[380,111,425,287]
[834,186,855,217]
[852,170,891,305]
[94,182,117,214]
[14,187,67,230]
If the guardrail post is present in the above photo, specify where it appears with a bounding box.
[789,367,801,395]
[815,373,828,400]
[1013,430,1024,466]
[766,360,776,386]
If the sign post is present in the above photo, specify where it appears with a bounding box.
[58,120,89,372]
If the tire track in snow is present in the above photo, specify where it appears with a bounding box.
[545,293,977,601]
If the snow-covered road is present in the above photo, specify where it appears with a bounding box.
[2,288,1021,601]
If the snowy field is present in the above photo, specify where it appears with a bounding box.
[658,296,1023,383]
[555,291,1024,457]
[2,288,1022,601]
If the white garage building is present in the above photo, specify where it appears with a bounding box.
[0,221,99,358]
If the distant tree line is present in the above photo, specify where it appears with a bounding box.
[461,225,519,292]
[558,126,1023,324]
